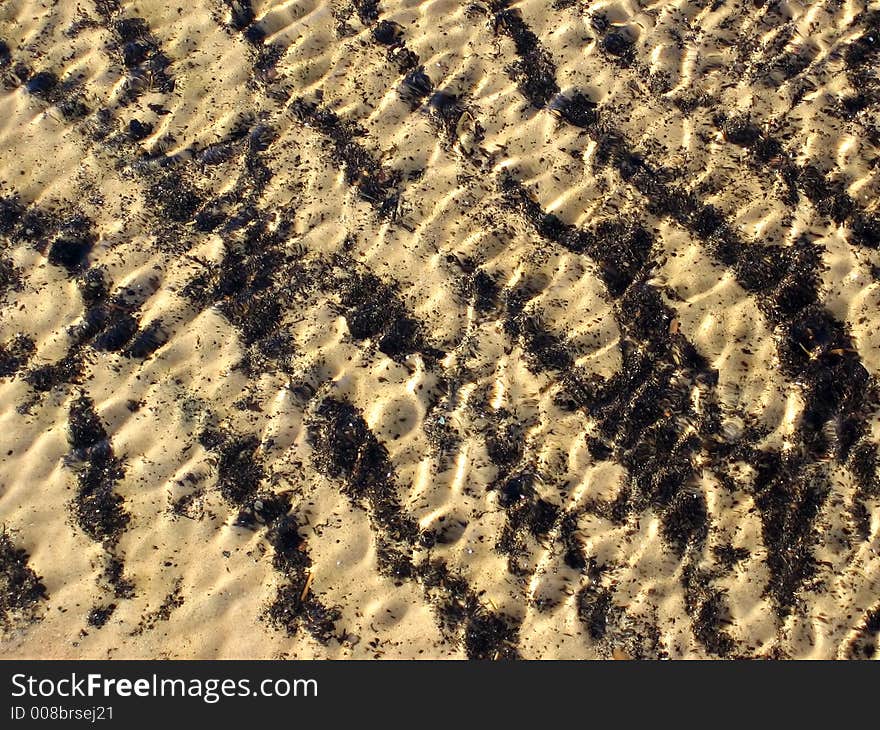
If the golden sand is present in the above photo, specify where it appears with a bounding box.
[0,0,879,659]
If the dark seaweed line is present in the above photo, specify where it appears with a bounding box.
[601,136,879,487]
[495,156,820,650]
[378,12,745,653]
[65,393,134,622]
[713,111,879,248]
[334,4,696,651]
[737,5,880,144]
[845,600,880,659]
[509,0,876,484]
[490,167,740,653]
[496,176,743,656]
[490,0,878,488]
[87,6,348,644]
[182,221,517,654]
[334,2,746,654]
[307,397,521,659]
[287,98,402,217]
[1,10,194,634]
[488,0,879,632]
[215,0,295,82]
[219,0,425,219]
[182,212,447,377]
[4,6,322,640]
[324,14,610,650]
[268,0,441,218]
[197,426,342,645]
[420,108,739,653]
[564,3,880,250]
[274,3,453,218]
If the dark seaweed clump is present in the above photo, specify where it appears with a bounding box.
[148,171,202,223]
[713,110,880,247]
[336,266,444,363]
[776,303,874,461]
[266,515,341,643]
[125,319,167,358]
[0,531,48,630]
[47,216,96,273]
[602,31,636,63]
[267,581,340,644]
[750,453,827,614]
[199,429,263,505]
[25,70,59,99]
[18,64,89,121]
[661,488,709,553]
[225,0,255,31]
[559,513,590,571]
[548,92,598,129]
[0,334,35,377]
[843,15,880,69]
[492,6,559,108]
[113,17,175,98]
[418,560,521,660]
[577,583,614,640]
[463,610,520,660]
[0,195,24,233]
[308,398,420,549]
[373,20,403,46]
[495,474,559,575]
[576,582,663,658]
[67,395,129,544]
[682,564,735,657]
[498,176,652,297]
[87,603,117,628]
[846,605,880,659]
[469,269,499,312]
[482,412,562,575]
[496,177,716,561]
[716,113,761,147]
[493,168,744,650]
[21,250,166,377]
[399,67,433,107]
[128,119,153,141]
[92,312,138,352]
[102,555,135,599]
[352,0,380,25]
[26,359,81,393]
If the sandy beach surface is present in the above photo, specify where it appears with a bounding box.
[1,0,879,659]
